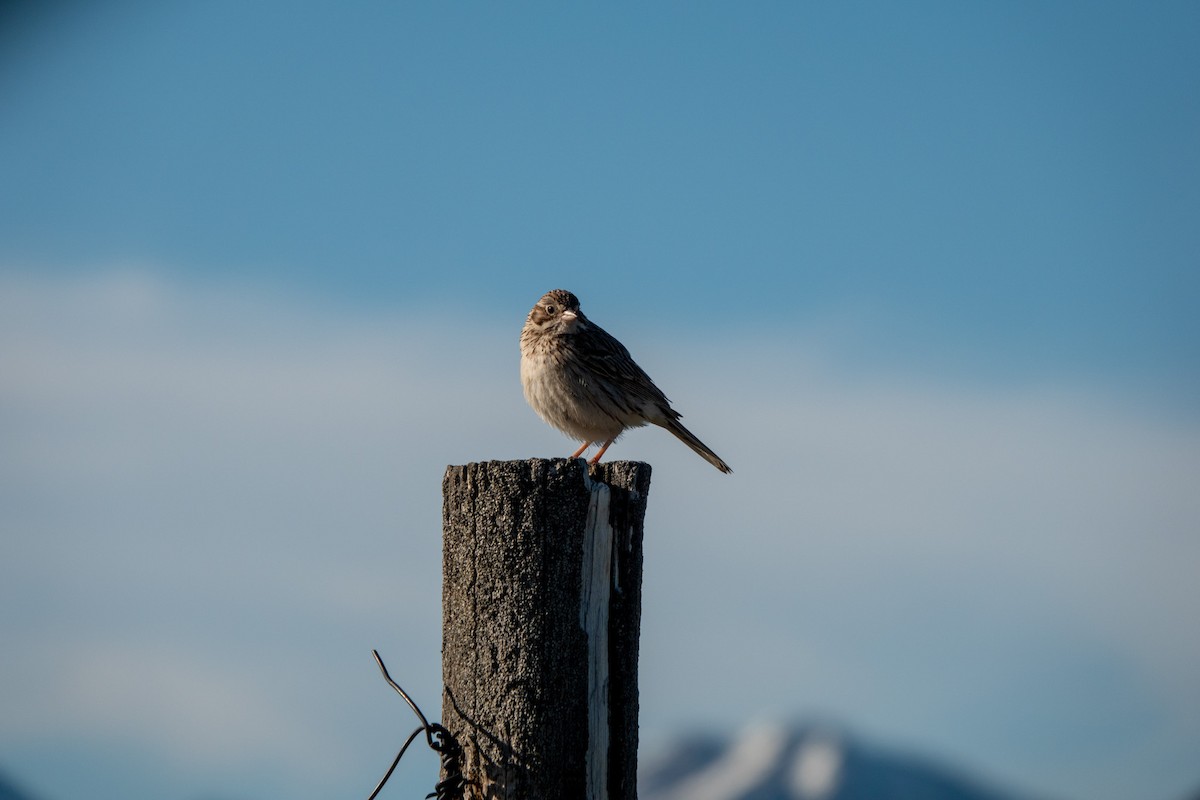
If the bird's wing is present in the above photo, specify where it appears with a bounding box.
[571,321,677,416]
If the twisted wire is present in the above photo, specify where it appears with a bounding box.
[367,650,464,800]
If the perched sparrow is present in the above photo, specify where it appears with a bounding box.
[520,289,731,473]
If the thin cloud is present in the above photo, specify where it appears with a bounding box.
[1,269,1197,800]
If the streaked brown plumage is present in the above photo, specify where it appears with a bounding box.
[520,289,731,473]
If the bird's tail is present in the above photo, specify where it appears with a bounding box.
[658,417,732,474]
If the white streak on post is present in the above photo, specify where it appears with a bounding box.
[579,472,612,800]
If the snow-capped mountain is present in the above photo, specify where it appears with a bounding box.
[641,722,1038,800]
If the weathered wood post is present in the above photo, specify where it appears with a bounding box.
[441,458,651,799]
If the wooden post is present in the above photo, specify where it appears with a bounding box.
[441,458,651,800]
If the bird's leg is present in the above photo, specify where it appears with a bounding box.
[570,441,591,459]
[587,437,617,465]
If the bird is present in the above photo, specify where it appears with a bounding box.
[520,289,731,473]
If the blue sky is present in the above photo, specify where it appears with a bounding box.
[4,1,1197,390]
[1,3,1198,800]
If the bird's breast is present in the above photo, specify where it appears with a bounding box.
[520,348,628,441]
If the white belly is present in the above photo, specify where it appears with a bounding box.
[521,350,633,443]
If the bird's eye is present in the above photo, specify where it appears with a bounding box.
[545,305,556,315]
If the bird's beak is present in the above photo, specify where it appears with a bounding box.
[561,310,578,322]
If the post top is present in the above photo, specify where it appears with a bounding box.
[443,458,651,494]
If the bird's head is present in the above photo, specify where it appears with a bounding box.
[526,289,584,334]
